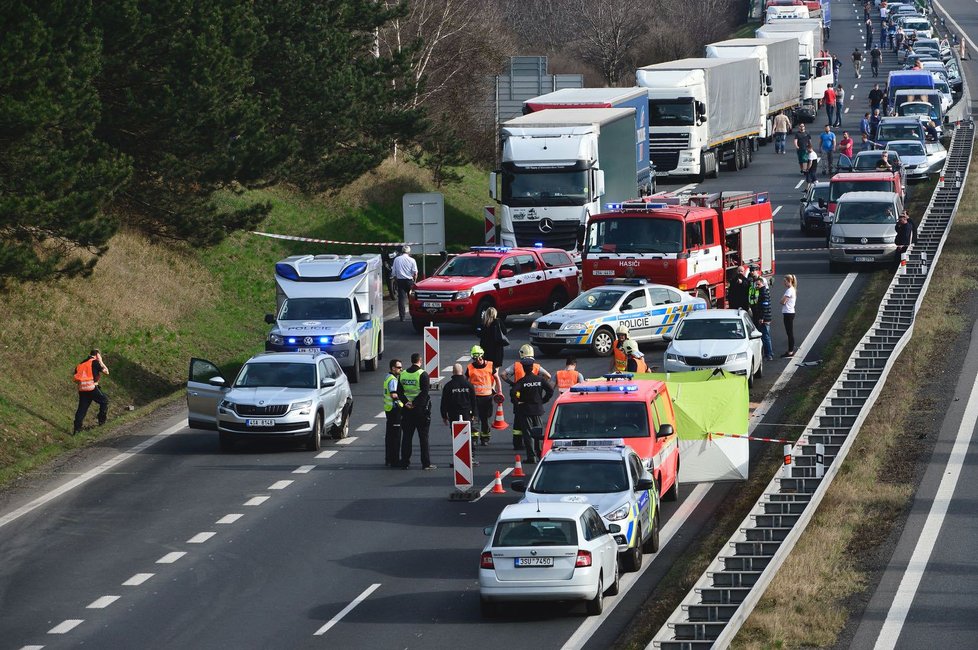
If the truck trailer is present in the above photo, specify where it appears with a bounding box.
[756,19,833,122]
[636,58,762,181]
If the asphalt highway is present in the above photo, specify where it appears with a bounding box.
[0,4,909,649]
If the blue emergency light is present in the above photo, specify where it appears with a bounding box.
[603,373,635,380]
[275,263,300,281]
[339,261,367,280]
[534,242,543,248]
[569,384,638,393]
[470,246,511,253]
[553,439,626,449]
[605,201,668,211]
[605,278,647,286]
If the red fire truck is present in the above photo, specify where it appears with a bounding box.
[580,192,775,306]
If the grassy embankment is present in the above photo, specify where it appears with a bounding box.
[0,160,487,485]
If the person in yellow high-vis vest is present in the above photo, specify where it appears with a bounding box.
[73,349,109,435]
[383,358,404,467]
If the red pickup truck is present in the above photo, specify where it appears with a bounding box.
[409,246,580,331]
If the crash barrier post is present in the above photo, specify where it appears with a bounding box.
[449,418,475,501]
[782,444,792,480]
[815,443,825,479]
[424,325,440,387]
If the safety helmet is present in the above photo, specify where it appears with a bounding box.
[470,345,484,357]
[616,323,630,336]
[623,340,639,355]
[519,344,535,359]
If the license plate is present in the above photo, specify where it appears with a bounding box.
[854,256,874,262]
[298,347,320,353]
[593,270,615,276]
[537,331,556,338]
[422,302,443,308]
[245,419,275,427]
[515,556,554,567]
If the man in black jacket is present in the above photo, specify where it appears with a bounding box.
[399,352,435,470]
[510,360,555,464]
[726,265,750,310]
[441,364,477,426]
[894,211,917,268]
[749,275,774,361]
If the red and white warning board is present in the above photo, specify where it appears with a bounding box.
[483,206,497,245]
[423,325,440,381]
[452,419,473,491]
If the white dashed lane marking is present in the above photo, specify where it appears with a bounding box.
[772,205,782,217]
[48,620,83,634]
[293,465,315,474]
[795,179,805,189]
[374,412,385,419]
[188,532,216,544]
[355,423,377,432]
[268,480,293,490]
[315,450,338,459]
[244,496,269,506]
[122,573,154,586]
[157,551,186,564]
[216,513,243,524]
[86,595,120,609]
[20,645,44,649]
[335,437,358,446]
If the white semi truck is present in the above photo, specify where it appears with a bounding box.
[490,108,647,254]
[636,58,762,181]
[705,37,801,140]
[756,19,833,123]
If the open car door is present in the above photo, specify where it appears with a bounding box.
[187,358,227,430]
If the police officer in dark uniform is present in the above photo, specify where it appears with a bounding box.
[399,352,436,470]
[440,364,477,427]
[510,359,554,464]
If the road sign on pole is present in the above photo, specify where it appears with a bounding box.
[452,418,474,494]
[403,193,445,278]
[424,325,440,384]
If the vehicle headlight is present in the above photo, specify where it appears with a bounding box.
[830,235,844,243]
[605,503,631,521]
[530,321,539,330]
[562,322,585,331]
[666,352,683,362]
[291,400,313,413]
[268,334,283,345]
[219,399,234,412]
[728,352,748,362]
[454,290,473,300]
[333,334,351,345]
[882,235,896,244]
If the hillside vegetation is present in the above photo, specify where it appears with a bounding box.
[0,159,486,483]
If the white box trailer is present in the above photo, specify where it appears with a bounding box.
[756,19,833,122]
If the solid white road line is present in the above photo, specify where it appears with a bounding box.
[934,0,978,52]
[675,183,698,193]
[20,645,44,649]
[749,273,857,429]
[293,465,315,474]
[122,573,154,586]
[47,620,83,634]
[795,179,805,189]
[187,532,216,544]
[873,371,978,648]
[313,583,382,636]
[156,551,186,564]
[772,205,783,217]
[216,514,243,524]
[562,483,713,650]
[316,450,338,459]
[472,467,514,502]
[355,423,377,432]
[268,480,293,490]
[335,436,358,446]
[0,420,187,530]
[86,595,120,609]
[244,496,270,506]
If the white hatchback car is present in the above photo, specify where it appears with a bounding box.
[479,502,621,617]
[662,309,764,386]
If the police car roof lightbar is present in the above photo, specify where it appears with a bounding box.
[553,439,627,449]
[605,201,669,211]
[469,246,511,253]
[605,278,647,286]
[569,384,638,393]
[602,373,635,381]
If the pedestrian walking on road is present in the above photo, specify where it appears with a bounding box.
[749,275,774,361]
[73,349,109,434]
[865,18,874,44]
[392,245,418,322]
[852,48,863,78]
[441,363,478,445]
[819,124,837,175]
[870,47,883,77]
[398,352,436,470]
[870,106,883,135]
[476,306,508,371]
[794,123,812,173]
[834,85,846,127]
[780,275,798,358]
[554,357,585,394]
[466,345,500,446]
[804,144,820,191]
[383,359,404,467]
[773,111,792,154]
[823,85,837,126]
[860,112,872,138]
[894,211,917,267]
[510,359,554,464]
[839,130,854,162]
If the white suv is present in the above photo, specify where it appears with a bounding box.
[187,351,353,451]
[662,309,764,386]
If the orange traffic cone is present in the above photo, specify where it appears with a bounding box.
[491,398,509,431]
[513,455,525,477]
[491,471,506,494]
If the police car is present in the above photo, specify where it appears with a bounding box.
[529,279,707,357]
[511,441,659,572]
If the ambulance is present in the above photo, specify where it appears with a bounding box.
[264,254,384,383]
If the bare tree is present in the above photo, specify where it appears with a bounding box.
[565,0,653,85]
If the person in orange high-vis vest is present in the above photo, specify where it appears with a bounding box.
[466,345,500,446]
[73,349,109,435]
[623,340,650,373]
[501,345,552,450]
[610,323,631,372]
[555,357,585,393]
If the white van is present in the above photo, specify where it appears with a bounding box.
[264,254,384,383]
[827,191,905,272]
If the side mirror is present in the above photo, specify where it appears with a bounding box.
[635,477,654,491]
[483,526,493,536]
[750,330,763,339]
[357,312,370,323]
[593,169,606,197]
[488,171,498,201]
[510,480,526,493]
[608,524,622,534]
[208,376,226,387]
[800,196,807,203]
[321,378,336,388]
[499,268,514,279]
[529,426,544,441]
[264,314,276,325]
[656,423,674,439]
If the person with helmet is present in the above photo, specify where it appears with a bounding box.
[382,358,404,467]
[610,323,633,372]
[623,340,650,373]
[555,357,585,393]
[510,356,555,464]
[501,344,552,450]
[465,345,501,446]
[73,349,110,435]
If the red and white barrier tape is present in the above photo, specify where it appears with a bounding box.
[252,231,419,247]
[707,431,792,444]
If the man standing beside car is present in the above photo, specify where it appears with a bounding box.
[749,275,774,362]
[399,352,436,470]
[391,245,418,322]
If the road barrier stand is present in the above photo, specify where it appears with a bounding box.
[513,455,525,478]
[491,471,506,494]
[424,324,441,389]
[449,418,476,501]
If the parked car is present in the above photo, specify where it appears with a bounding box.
[799,181,831,234]
[943,59,963,92]
[884,139,944,180]
[827,191,905,271]
[875,116,926,147]
[662,309,764,387]
[186,352,353,451]
[479,502,621,617]
[844,151,909,188]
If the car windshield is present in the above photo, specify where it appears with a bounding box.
[529,460,629,494]
[830,180,893,200]
[888,142,925,157]
[435,256,498,278]
[493,518,579,547]
[898,103,938,120]
[810,185,830,203]
[853,155,899,171]
[234,362,317,388]
[280,297,352,321]
[549,402,649,439]
[676,318,746,341]
[649,99,696,126]
[878,124,922,142]
[835,202,897,224]
[586,217,684,254]
[501,168,588,207]
[565,289,623,311]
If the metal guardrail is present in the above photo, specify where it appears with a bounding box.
[649,117,975,649]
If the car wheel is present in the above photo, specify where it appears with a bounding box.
[605,562,621,596]
[586,576,604,615]
[544,288,568,314]
[643,511,661,553]
[748,369,754,389]
[538,344,563,357]
[331,401,352,440]
[591,327,616,357]
[479,598,497,618]
[755,355,764,380]
[365,339,379,372]
[219,431,235,452]
[347,349,361,384]
[622,528,644,572]
[473,299,494,331]
[663,466,680,502]
[307,412,323,451]
[697,287,712,308]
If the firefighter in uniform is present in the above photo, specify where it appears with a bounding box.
[398,352,436,470]
[501,344,552,450]
[623,340,650,373]
[555,357,585,393]
[383,358,404,467]
[610,323,632,372]
[465,345,500,446]
[73,349,109,435]
[510,358,555,463]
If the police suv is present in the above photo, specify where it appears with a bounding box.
[529,279,707,357]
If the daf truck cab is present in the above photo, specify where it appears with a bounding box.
[264,254,384,383]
